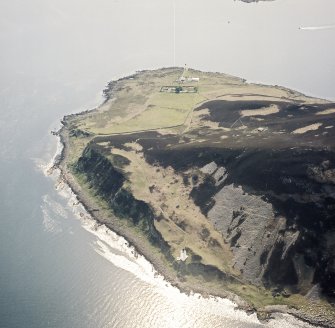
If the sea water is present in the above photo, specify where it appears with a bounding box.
[0,0,334,327]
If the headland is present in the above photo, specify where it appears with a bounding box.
[56,68,335,326]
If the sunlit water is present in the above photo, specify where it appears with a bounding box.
[0,0,334,327]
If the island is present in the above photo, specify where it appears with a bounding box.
[57,68,335,326]
[239,0,275,3]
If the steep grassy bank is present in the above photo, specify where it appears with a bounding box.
[58,68,335,326]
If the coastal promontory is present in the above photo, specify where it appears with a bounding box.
[58,68,335,326]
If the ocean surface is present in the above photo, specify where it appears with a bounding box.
[0,0,334,327]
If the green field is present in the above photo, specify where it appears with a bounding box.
[78,91,205,135]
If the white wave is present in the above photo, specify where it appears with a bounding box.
[49,148,316,327]
[52,179,259,323]
[299,24,335,30]
[82,220,162,286]
[40,193,72,234]
[34,134,63,176]
[65,188,320,327]
[94,239,155,285]
[42,194,68,219]
[267,313,315,328]
[90,225,262,324]
[41,203,62,234]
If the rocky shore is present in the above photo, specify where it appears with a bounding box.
[55,124,247,299]
[54,68,335,327]
[55,120,335,328]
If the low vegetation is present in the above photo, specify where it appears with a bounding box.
[60,68,335,326]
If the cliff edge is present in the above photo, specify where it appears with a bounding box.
[58,68,335,326]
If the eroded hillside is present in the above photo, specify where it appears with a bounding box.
[59,68,335,325]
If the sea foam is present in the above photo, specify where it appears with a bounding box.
[40,133,316,328]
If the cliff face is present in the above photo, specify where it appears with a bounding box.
[74,146,169,249]
[133,98,335,298]
[73,125,335,299]
[63,68,335,320]
[143,145,335,297]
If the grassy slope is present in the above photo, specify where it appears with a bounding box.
[62,68,335,324]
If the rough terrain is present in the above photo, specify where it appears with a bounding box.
[58,68,335,326]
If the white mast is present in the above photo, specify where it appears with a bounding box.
[173,0,176,66]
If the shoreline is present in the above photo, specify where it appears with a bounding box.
[52,68,334,328]
[55,126,334,327]
[54,126,251,307]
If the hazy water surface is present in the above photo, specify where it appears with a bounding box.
[0,0,334,327]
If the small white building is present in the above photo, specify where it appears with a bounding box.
[187,77,200,82]
[177,248,188,261]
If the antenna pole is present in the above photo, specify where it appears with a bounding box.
[173,0,176,66]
